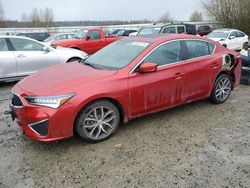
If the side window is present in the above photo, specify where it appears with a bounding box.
[162,27,176,34]
[208,43,215,54]
[67,34,74,39]
[89,31,101,40]
[237,32,245,38]
[143,41,183,66]
[186,40,211,59]
[55,34,67,41]
[10,38,43,51]
[0,38,9,51]
[229,31,237,38]
[177,26,185,34]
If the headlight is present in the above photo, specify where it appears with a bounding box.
[25,94,75,109]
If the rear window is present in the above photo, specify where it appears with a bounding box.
[186,40,215,59]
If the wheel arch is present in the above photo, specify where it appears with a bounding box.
[73,97,128,132]
[66,57,82,63]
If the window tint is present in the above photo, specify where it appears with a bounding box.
[204,26,210,30]
[0,38,8,51]
[143,41,183,66]
[186,40,213,59]
[67,34,74,39]
[230,31,237,38]
[55,34,67,41]
[10,38,43,51]
[208,43,215,54]
[162,27,176,34]
[89,31,101,40]
[237,32,245,38]
[177,26,185,34]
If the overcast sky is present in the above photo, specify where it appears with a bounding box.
[2,0,201,21]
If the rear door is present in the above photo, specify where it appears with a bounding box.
[181,39,219,100]
[9,38,59,76]
[0,38,17,79]
[227,31,238,49]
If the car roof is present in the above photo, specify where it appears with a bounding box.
[213,28,239,32]
[0,35,44,43]
[124,33,212,43]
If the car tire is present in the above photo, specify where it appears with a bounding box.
[67,57,81,63]
[75,100,120,143]
[209,74,232,104]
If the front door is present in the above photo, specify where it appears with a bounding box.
[0,38,17,79]
[9,38,59,76]
[128,40,186,116]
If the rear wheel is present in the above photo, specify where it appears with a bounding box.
[75,100,120,142]
[209,74,232,104]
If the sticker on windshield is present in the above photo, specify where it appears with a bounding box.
[130,42,149,47]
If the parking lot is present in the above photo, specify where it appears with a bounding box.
[0,82,249,187]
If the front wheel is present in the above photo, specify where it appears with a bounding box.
[209,74,232,104]
[75,100,120,143]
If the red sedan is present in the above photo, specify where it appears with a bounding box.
[9,34,242,142]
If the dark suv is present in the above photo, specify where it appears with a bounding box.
[17,32,50,41]
[137,23,197,36]
[196,25,212,36]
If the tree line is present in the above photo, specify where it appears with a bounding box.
[0,0,250,35]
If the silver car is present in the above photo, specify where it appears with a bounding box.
[0,36,88,82]
[42,33,75,46]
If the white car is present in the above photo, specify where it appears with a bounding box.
[207,28,249,50]
[0,36,88,82]
[42,33,75,46]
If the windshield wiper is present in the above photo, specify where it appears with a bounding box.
[83,62,100,69]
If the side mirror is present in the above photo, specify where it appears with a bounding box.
[229,36,235,40]
[139,62,158,73]
[86,36,91,41]
[42,46,51,53]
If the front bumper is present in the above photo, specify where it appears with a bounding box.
[9,85,75,142]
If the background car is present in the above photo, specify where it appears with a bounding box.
[0,36,88,82]
[240,43,250,84]
[207,28,249,50]
[115,29,138,36]
[9,34,241,143]
[17,32,50,41]
[137,23,197,36]
[196,25,213,36]
[42,33,75,46]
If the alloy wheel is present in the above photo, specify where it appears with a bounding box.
[83,106,116,140]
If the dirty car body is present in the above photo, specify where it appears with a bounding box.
[9,34,242,142]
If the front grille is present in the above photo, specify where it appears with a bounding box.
[29,120,49,136]
[11,94,23,107]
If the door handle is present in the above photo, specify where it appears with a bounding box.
[175,72,183,79]
[210,62,219,69]
[17,54,26,58]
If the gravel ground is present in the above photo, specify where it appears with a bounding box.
[0,82,250,188]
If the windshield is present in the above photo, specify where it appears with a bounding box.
[84,40,151,70]
[137,27,161,36]
[44,35,56,42]
[207,31,229,39]
[74,30,88,39]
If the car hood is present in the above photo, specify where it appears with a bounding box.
[52,38,80,46]
[17,62,117,96]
